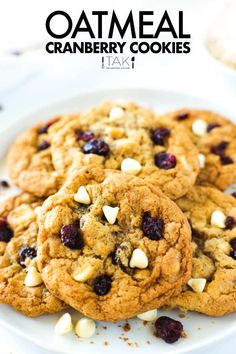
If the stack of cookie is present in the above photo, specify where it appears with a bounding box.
[1,101,236,342]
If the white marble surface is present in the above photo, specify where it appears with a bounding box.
[0,0,235,353]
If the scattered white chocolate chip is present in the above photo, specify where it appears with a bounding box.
[198,154,206,169]
[187,278,206,293]
[54,313,73,335]
[192,119,207,137]
[74,186,91,205]
[34,206,42,216]
[102,206,119,225]
[121,158,142,175]
[129,249,148,269]
[75,318,96,338]
[73,264,94,282]
[210,210,226,228]
[109,106,125,120]
[137,309,158,322]
[24,266,43,287]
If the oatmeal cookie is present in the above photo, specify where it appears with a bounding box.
[50,102,199,200]
[165,186,236,316]
[0,193,66,317]
[163,109,236,190]
[37,166,192,322]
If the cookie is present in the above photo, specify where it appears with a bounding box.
[37,166,192,322]
[163,108,236,190]
[6,115,74,197]
[0,193,66,317]
[165,186,236,316]
[50,102,199,200]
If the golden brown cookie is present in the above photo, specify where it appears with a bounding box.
[37,166,192,322]
[163,109,236,190]
[50,102,199,200]
[165,186,236,316]
[6,116,74,197]
[0,193,66,317]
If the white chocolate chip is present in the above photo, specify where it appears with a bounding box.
[109,106,125,120]
[137,309,158,322]
[192,119,207,137]
[121,158,142,175]
[129,249,148,269]
[24,266,43,287]
[54,313,73,335]
[74,186,91,205]
[75,318,96,338]
[73,264,94,282]
[187,278,206,293]
[210,210,226,228]
[198,154,206,169]
[102,206,119,225]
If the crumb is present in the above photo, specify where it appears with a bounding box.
[143,320,148,326]
[104,341,109,346]
[134,342,139,347]
[0,105,3,111]
[96,332,99,335]
[181,331,187,338]
[128,343,132,346]
[118,324,122,328]
[102,326,107,330]
[146,340,151,344]
[179,313,186,318]
[123,337,129,342]
[123,322,131,332]
[90,341,94,344]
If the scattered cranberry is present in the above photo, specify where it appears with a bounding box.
[225,216,235,230]
[19,246,37,268]
[151,128,171,146]
[154,152,176,170]
[211,141,228,156]
[60,222,83,249]
[75,130,95,142]
[155,316,183,344]
[38,140,50,151]
[142,212,164,240]
[83,139,110,156]
[0,219,13,242]
[176,112,189,121]
[0,180,9,188]
[207,123,220,132]
[93,275,112,296]
[220,155,234,165]
[231,192,236,198]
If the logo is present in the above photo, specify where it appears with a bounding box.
[101,56,135,69]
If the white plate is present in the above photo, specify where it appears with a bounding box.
[0,89,236,354]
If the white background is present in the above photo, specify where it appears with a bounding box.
[0,0,235,353]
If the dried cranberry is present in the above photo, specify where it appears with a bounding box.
[142,212,164,240]
[75,130,95,142]
[38,122,54,135]
[230,238,236,250]
[231,192,236,198]
[93,275,112,295]
[220,155,234,165]
[154,152,176,170]
[38,140,50,151]
[60,222,83,249]
[83,139,110,156]
[0,219,13,242]
[225,216,235,230]
[155,316,183,344]
[176,112,189,121]
[151,128,171,146]
[19,246,37,268]
[0,180,9,188]
[207,123,220,132]
[211,141,228,156]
